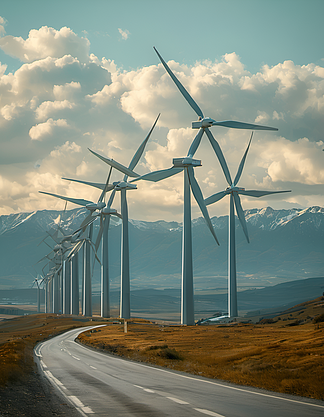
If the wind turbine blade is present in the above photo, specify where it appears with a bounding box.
[128,113,160,173]
[233,193,249,243]
[67,240,84,259]
[239,189,291,198]
[154,47,204,119]
[80,212,95,228]
[205,128,232,186]
[107,187,117,207]
[98,167,113,203]
[187,166,219,245]
[205,191,227,206]
[212,120,278,131]
[233,132,253,186]
[187,128,204,157]
[95,216,105,252]
[62,177,114,191]
[131,166,183,182]
[89,240,101,265]
[39,191,93,207]
[88,149,139,178]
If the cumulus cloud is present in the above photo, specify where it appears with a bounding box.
[0,26,90,62]
[35,99,75,121]
[29,118,69,140]
[0,24,323,220]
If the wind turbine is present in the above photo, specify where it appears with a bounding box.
[40,171,112,316]
[81,114,160,319]
[131,153,219,325]
[31,274,43,313]
[205,134,291,317]
[153,47,278,165]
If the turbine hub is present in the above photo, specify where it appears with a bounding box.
[102,207,117,215]
[173,157,202,167]
[115,181,137,190]
[192,117,216,129]
[85,201,105,210]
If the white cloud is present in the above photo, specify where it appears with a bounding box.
[0,16,6,36]
[0,26,90,62]
[118,28,130,40]
[29,118,69,140]
[35,99,75,121]
[0,24,324,220]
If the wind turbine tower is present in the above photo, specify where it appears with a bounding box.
[205,135,291,317]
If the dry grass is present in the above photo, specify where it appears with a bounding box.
[78,299,324,400]
[0,314,106,386]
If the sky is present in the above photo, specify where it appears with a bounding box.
[0,0,323,221]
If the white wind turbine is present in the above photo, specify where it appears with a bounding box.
[83,114,160,319]
[153,47,279,180]
[31,274,43,313]
[205,134,291,317]
[131,156,219,325]
[40,175,111,316]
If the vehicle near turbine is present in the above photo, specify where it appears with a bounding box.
[205,133,291,317]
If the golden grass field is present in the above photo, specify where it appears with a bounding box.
[0,297,323,402]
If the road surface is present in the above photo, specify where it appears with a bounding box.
[35,326,324,417]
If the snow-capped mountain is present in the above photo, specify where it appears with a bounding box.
[0,206,323,290]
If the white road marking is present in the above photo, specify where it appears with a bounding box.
[72,355,81,360]
[194,409,225,417]
[90,366,97,369]
[44,370,65,389]
[68,396,94,414]
[40,360,47,369]
[134,384,155,393]
[167,396,190,405]
[69,396,84,407]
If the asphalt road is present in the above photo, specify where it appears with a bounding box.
[35,325,324,417]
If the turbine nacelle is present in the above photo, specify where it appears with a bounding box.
[192,117,216,129]
[114,181,137,190]
[102,207,118,215]
[173,157,202,167]
[226,186,246,193]
[85,202,106,210]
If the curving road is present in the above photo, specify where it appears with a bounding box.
[35,326,324,417]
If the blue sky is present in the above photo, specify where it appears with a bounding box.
[0,0,323,221]
[1,0,323,74]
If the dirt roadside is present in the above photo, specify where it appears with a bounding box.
[0,359,80,417]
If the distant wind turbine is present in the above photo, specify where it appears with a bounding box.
[40,170,113,316]
[205,134,291,317]
[84,113,160,319]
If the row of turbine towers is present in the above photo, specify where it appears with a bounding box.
[36,47,289,325]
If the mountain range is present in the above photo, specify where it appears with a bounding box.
[0,206,323,294]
